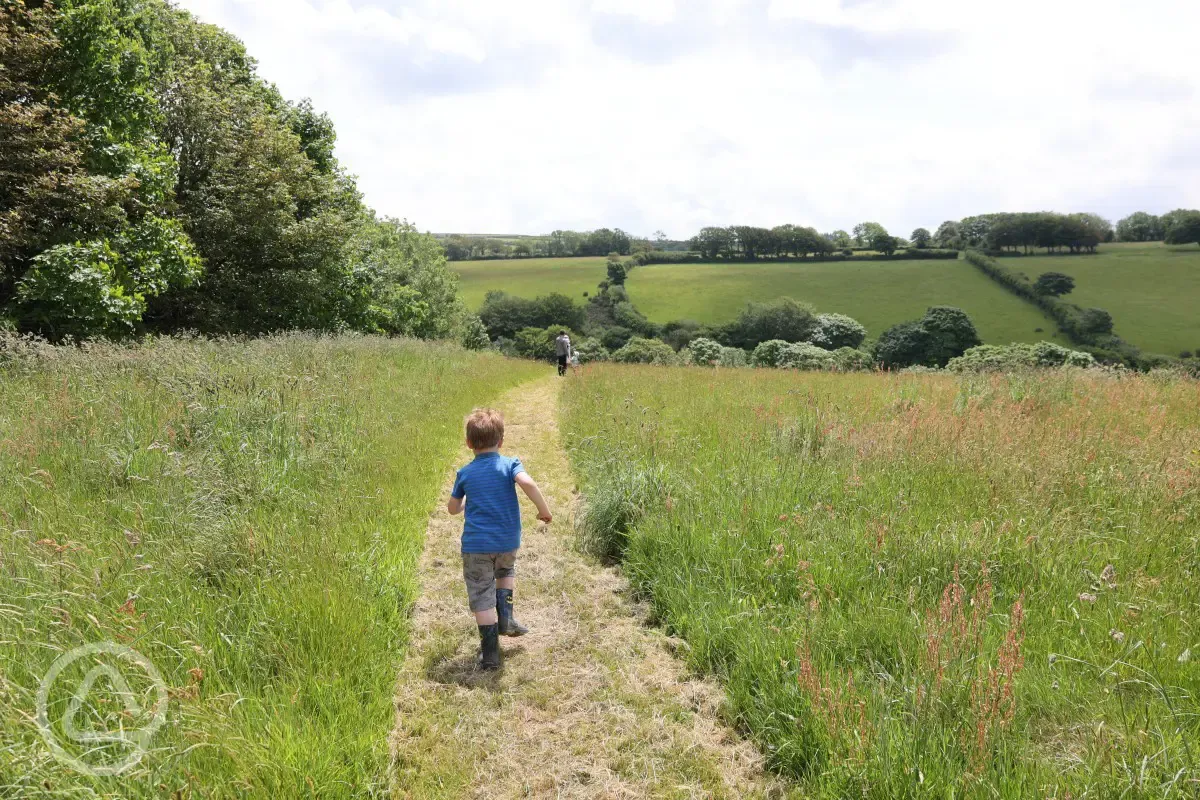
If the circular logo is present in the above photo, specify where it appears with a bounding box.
[35,641,169,776]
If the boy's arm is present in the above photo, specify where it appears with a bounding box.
[515,472,552,523]
[447,496,464,515]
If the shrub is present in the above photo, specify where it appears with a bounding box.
[687,337,723,365]
[751,339,792,367]
[478,291,585,339]
[947,342,1096,372]
[457,314,491,350]
[810,313,867,350]
[1034,272,1075,297]
[573,337,609,363]
[721,297,817,350]
[828,347,875,371]
[778,342,834,370]
[599,326,634,351]
[874,321,934,369]
[512,326,580,362]
[921,306,982,365]
[613,336,676,364]
[718,346,747,367]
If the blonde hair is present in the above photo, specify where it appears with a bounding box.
[465,408,504,450]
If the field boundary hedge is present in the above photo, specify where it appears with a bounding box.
[962,249,1143,364]
[631,249,960,266]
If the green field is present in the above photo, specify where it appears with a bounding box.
[1012,242,1200,356]
[452,257,606,309]
[626,259,1055,344]
[563,363,1200,797]
[0,335,540,796]
[455,257,1057,345]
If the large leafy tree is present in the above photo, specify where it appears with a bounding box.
[1164,211,1200,248]
[2,0,465,341]
[1115,212,1164,242]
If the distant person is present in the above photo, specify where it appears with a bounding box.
[554,331,572,376]
[447,408,552,671]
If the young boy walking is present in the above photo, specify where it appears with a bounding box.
[447,408,552,670]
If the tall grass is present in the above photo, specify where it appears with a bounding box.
[0,334,541,796]
[562,364,1200,798]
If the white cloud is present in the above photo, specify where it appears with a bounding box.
[175,0,1200,238]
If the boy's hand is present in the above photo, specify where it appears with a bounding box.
[537,511,553,524]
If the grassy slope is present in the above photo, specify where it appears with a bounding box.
[563,364,1200,798]
[452,257,606,309]
[626,260,1054,344]
[1012,242,1200,356]
[0,335,540,797]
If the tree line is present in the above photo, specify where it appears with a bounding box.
[1,0,473,343]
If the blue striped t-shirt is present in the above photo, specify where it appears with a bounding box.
[451,452,525,553]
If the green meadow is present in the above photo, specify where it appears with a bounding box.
[563,363,1200,798]
[1012,242,1200,356]
[625,259,1054,344]
[455,256,1057,345]
[452,257,606,309]
[0,335,540,796]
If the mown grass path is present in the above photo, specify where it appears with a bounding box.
[389,377,783,799]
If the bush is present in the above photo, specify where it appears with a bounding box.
[599,326,634,351]
[874,321,935,369]
[722,297,817,350]
[1034,272,1075,297]
[828,347,875,371]
[687,337,723,365]
[457,314,491,350]
[512,326,580,362]
[810,313,867,350]
[778,342,834,370]
[718,346,747,367]
[478,291,585,339]
[921,306,982,365]
[751,339,792,367]
[613,336,676,364]
[568,337,605,363]
[947,342,1096,372]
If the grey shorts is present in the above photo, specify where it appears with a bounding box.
[462,550,517,611]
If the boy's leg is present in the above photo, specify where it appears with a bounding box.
[463,553,502,669]
[494,551,528,636]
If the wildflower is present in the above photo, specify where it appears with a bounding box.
[1109,629,1125,644]
[1100,564,1117,588]
[1078,592,1097,604]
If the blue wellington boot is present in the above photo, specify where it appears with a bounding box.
[496,588,529,637]
[477,623,501,670]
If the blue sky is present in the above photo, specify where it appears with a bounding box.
[176,0,1200,239]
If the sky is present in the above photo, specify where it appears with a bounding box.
[175,0,1200,239]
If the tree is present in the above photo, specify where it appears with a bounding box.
[1164,211,1200,248]
[921,306,981,365]
[1115,212,1164,242]
[852,222,887,248]
[1034,272,1075,297]
[874,306,980,368]
[933,220,962,249]
[828,230,852,249]
[910,228,932,249]
[874,322,933,369]
[870,231,899,256]
[721,298,817,350]
[691,226,733,259]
